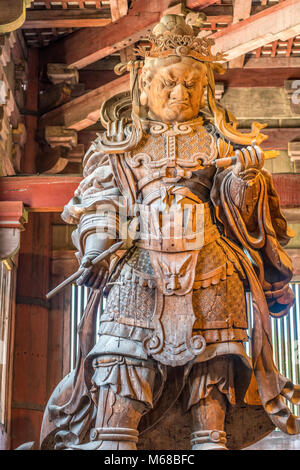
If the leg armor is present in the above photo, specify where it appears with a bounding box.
[85,354,156,450]
[187,357,236,450]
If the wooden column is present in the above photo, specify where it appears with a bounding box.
[10,212,51,449]
[0,201,27,450]
[21,48,38,174]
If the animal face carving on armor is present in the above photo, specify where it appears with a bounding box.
[139,57,208,123]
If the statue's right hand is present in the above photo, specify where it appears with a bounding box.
[76,253,109,290]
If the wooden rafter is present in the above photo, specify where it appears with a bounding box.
[271,39,279,57]
[40,74,129,131]
[211,0,300,63]
[40,0,174,69]
[256,47,262,58]
[24,10,112,28]
[30,0,103,7]
[286,37,294,57]
[228,0,252,68]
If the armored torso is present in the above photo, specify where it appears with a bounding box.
[96,119,248,367]
[125,118,218,201]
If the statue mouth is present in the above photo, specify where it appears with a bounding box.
[169,101,189,107]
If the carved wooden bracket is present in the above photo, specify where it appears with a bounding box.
[42,127,84,174]
[0,201,28,262]
[45,126,78,149]
[0,0,34,34]
[47,64,79,86]
[41,144,85,174]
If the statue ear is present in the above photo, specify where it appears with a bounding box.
[140,90,148,106]
[139,73,149,106]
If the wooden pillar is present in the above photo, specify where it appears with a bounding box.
[0,201,27,450]
[21,47,39,174]
[10,212,51,449]
[9,212,78,449]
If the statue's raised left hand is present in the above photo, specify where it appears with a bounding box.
[232,144,264,178]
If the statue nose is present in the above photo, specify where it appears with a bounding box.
[170,84,189,102]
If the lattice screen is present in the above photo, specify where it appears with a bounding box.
[70,282,300,416]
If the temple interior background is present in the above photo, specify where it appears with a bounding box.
[0,0,300,450]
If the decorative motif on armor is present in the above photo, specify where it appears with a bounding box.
[126,121,218,183]
[143,250,206,367]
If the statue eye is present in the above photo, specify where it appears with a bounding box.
[185,82,194,89]
[163,80,175,87]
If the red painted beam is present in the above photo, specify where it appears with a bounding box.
[1,174,299,211]
[0,176,82,212]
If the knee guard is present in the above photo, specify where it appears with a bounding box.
[89,427,139,450]
[191,430,228,450]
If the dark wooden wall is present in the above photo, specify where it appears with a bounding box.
[10,212,76,449]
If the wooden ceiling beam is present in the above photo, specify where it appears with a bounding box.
[215,68,300,87]
[244,57,300,68]
[25,8,233,30]
[40,73,129,131]
[23,9,112,28]
[211,0,300,63]
[40,0,174,69]
[228,0,252,68]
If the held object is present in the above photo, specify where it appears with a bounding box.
[45,241,123,300]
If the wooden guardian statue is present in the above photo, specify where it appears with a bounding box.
[37,14,300,450]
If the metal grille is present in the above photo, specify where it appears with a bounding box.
[70,284,102,370]
[70,283,300,415]
[0,262,13,427]
[245,283,300,414]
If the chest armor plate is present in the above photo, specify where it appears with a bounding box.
[125,121,218,187]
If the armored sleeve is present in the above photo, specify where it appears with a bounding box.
[61,147,123,258]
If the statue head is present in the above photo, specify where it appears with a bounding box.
[139,56,208,123]
[137,15,224,123]
[112,15,267,147]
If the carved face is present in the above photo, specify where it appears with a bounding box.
[140,57,208,123]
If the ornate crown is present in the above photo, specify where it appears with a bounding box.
[135,14,226,64]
